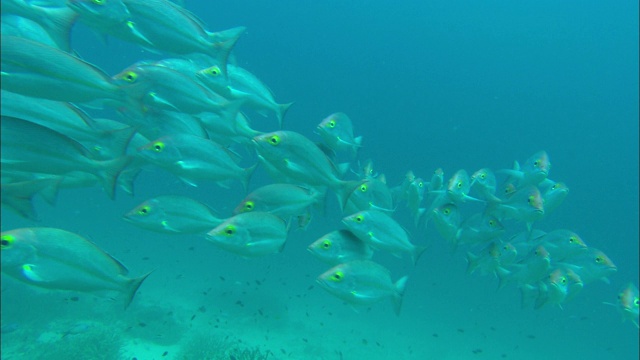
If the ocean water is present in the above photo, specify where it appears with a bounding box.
[1,1,638,359]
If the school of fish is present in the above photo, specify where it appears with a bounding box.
[0,0,637,328]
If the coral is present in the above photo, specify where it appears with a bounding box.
[175,333,273,360]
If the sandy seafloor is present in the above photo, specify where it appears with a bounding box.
[1,1,639,359]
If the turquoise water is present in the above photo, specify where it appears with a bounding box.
[1,1,638,359]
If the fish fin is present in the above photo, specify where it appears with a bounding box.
[392,276,409,316]
[333,180,363,213]
[465,252,480,275]
[412,245,428,266]
[97,156,133,199]
[123,270,153,309]
[496,267,512,291]
[39,5,78,53]
[520,284,538,309]
[276,102,294,129]
[240,163,259,193]
[21,264,45,282]
[208,29,245,80]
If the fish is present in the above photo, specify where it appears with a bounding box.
[233,183,324,227]
[466,241,517,276]
[197,64,293,128]
[342,210,427,265]
[559,248,617,284]
[520,268,569,309]
[0,227,151,308]
[316,112,362,157]
[606,283,639,328]
[199,111,262,146]
[1,116,131,199]
[112,63,237,116]
[343,178,394,215]
[430,203,461,244]
[316,260,408,315]
[497,245,551,289]
[252,130,360,207]
[536,229,588,261]
[1,35,127,106]
[307,230,373,265]
[499,150,551,188]
[1,90,136,161]
[455,213,505,248]
[205,212,288,258]
[541,181,569,215]
[487,185,545,231]
[123,195,224,234]
[68,0,245,77]
[136,133,257,189]
[470,168,501,202]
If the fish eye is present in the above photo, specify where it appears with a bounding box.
[634,298,639,306]
[268,135,280,146]
[418,181,424,187]
[595,256,603,263]
[1,235,15,249]
[488,219,496,227]
[456,181,463,189]
[224,225,236,236]
[359,184,368,192]
[527,195,535,205]
[328,120,336,128]
[443,207,451,215]
[569,236,576,244]
[122,71,138,83]
[331,271,344,281]
[137,205,151,216]
[534,160,540,167]
[152,141,165,152]
[355,215,364,223]
[480,173,486,179]
[205,66,221,77]
[560,277,567,285]
[243,201,254,212]
[322,240,332,249]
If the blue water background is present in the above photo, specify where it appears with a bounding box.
[1,0,638,359]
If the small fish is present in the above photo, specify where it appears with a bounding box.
[205,212,288,258]
[455,213,505,248]
[497,245,551,289]
[537,229,588,261]
[560,247,617,284]
[470,168,500,202]
[520,268,569,309]
[541,181,569,215]
[307,230,373,265]
[123,195,224,234]
[1,227,151,308]
[499,151,551,188]
[233,184,324,224]
[431,203,461,244]
[316,112,362,157]
[136,133,257,189]
[466,241,517,276]
[1,116,131,199]
[316,260,408,315]
[606,283,639,328]
[342,210,427,265]
[252,131,360,207]
[1,35,126,106]
[343,178,394,215]
[197,64,293,128]
[487,185,545,231]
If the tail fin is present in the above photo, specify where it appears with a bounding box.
[240,163,259,193]
[208,27,246,79]
[391,276,409,316]
[124,270,153,309]
[276,102,294,129]
[96,155,133,199]
[412,245,428,266]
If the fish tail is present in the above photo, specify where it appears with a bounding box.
[465,251,480,275]
[496,267,512,291]
[412,245,428,266]
[124,270,153,309]
[240,163,259,193]
[392,276,409,316]
[333,180,362,213]
[208,27,246,79]
[96,155,133,199]
[40,6,79,52]
[276,102,294,129]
